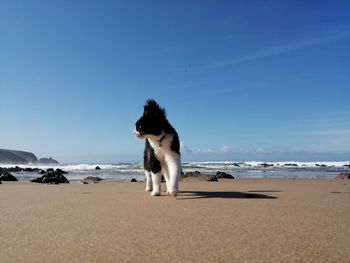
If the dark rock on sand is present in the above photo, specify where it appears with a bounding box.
[182,171,202,178]
[31,169,69,184]
[342,164,350,168]
[130,178,138,182]
[315,164,327,167]
[206,175,218,182]
[95,166,101,170]
[56,168,67,174]
[182,170,234,181]
[215,171,235,179]
[335,173,350,180]
[84,176,103,182]
[0,171,18,181]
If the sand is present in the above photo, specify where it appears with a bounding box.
[0,178,349,263]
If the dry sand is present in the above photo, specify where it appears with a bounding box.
[1,179,349,263]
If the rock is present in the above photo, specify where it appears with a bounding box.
[39,169,47,174]
[84,176,102,182]
[95,166,101,170]
[206,175,218,182]
[283,163,298,167]
[335,173,350,180]
[0,181,2,184]
[258,163,274,168]
[316,164,327,167]
[215,171,235,179]
[38,157,59,164]
[182,171,201,178]
[0,171,18,181]
[342,164,350,168]
[56,168,67,174]
[130,178,138,182]
[5,166,23,173]
[31,169,69,184]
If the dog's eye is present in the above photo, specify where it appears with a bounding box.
[138,125,142,130]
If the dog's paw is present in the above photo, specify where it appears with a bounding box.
[170,191,178,197]
[151,191,161,196]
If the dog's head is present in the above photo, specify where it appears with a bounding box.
[133,99,167,139]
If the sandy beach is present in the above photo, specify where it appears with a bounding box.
[1,178,349,263]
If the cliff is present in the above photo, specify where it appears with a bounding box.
[0,149,58,164]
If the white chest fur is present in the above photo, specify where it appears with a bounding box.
[148,134,174,162]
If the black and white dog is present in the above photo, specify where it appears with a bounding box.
[133,99,181,197]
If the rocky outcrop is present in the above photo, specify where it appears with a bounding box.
[0,171,18,181]
[335,173,350,180]
[38,157,59,164]
[31,169,69,184]
[0,149,29,164]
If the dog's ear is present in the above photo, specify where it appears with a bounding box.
[144,99,166,118]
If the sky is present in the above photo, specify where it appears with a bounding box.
[1,0,349,163]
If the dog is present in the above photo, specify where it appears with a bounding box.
[133,99,181,197]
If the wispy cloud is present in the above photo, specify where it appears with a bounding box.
[180,142,264,156]
[194,31,350,70]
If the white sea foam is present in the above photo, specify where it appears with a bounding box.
[2,160,349,180]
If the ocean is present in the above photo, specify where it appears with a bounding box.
[2,161,349,182]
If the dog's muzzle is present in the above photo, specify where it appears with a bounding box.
[133,129,145,139]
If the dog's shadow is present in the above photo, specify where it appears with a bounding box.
[178,190,279,200]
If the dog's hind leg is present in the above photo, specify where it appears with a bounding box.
[145,171,152,192]
[168,154,181,197]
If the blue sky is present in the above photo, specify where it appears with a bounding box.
[1,0,349,163]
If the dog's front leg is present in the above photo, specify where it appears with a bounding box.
[145,171,152,192]
[151,172,162,196]
[162,165,171,194]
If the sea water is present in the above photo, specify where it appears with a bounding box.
[2,161,349,181]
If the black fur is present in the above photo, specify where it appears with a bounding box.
[135,99,180,173]
[143,140,162,173]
